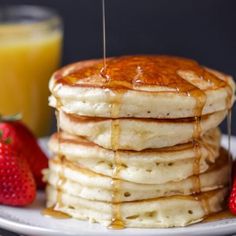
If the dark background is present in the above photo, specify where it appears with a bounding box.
[1,0,235,135]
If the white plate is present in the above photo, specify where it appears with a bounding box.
[0,135,236,236]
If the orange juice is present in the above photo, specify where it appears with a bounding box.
[0,22,62,136]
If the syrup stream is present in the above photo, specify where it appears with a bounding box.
[100,0,108,79]
[101,0,124,228]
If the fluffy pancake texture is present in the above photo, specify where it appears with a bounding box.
[57,110,226,150]
[49,55,235,119]
[48,129,221,184]
[46,186,228,228]
[45,55,235,228]
[44,147,230,202]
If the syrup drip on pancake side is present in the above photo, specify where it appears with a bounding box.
[100,0,124,228]
[195,148,229,218]
[227,109,232,187]
[191,89,206,195]
[177,71,208,210]
[109,93,125,229]
[225,82,233,188]
[194,190,217,217]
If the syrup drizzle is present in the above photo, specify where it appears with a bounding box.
[100,0,124,228]
[42,207,71,219]
[227,110,232,157]
[187,86,206,197]
[100,0,109,81]
[225,75,233,188]
[109,93,125,229]
[192,141,201,193]
[51,47,233,227]
[227,109,232,187]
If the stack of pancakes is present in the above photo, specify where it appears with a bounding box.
[44,55,235,228]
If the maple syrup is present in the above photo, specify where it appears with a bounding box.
[227,109,232,187]
[203,210,235,223]
[109,96,125,229]
[42,207,71,219]
[189,85,206,198]
[100,0,107,80]
[192,141,201,193]
[56,55,228,92]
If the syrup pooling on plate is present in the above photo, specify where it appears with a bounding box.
[42,207,71,219]
[203,210,236,223]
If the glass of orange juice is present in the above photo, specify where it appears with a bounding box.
[0,6,63,136]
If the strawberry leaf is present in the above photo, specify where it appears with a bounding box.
[0,113,22,122]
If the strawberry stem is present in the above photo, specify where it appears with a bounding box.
[0,113,22,122]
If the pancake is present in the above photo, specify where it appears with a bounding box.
[48,129,221,184]
[46,186,228,228]
[43,147,230,202]
[46,55,234,229]
[57,109,225,150]
[49,55,235,119]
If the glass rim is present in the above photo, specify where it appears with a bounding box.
[0,5,61,25]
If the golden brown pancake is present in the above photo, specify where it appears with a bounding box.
[49,55,235,119]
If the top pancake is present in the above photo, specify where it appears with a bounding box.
[49,55,235,118]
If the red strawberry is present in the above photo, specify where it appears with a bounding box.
[0,141,36,206]
[229,160,236,214]
[0,115,48,189]
[229,178,236,214]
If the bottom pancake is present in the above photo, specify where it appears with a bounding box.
[46,186,228,228]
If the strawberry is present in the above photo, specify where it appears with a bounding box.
[0,114,48,189]
[0,140,36,206]
[229,160,236,214]
[229,180,236,214]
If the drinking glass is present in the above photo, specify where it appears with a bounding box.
[0,5,63,136]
